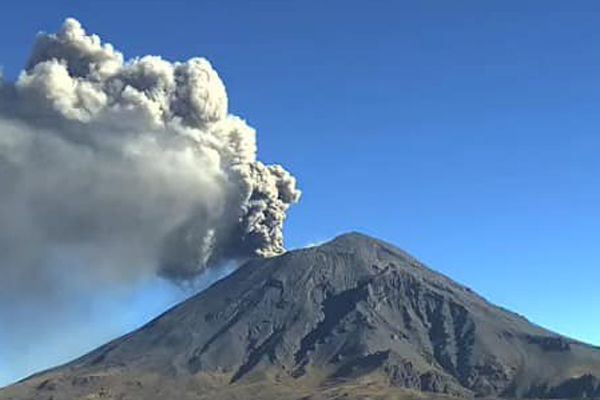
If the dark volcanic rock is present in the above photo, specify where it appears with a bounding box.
[549,374,600,398]
[2,232,600,400]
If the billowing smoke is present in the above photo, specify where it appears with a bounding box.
[0,18,299,383]
[0,17,300,281]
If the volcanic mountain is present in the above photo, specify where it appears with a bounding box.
[2,233,600,400]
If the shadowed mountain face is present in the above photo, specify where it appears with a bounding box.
[2,233,600,400]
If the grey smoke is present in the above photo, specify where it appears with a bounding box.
[0,18,300,283]
[0,18,300,383]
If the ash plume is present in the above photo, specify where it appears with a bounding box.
[0,18,300,282]
[0,18,299,382]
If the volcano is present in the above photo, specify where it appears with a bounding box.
[2,233,600,400]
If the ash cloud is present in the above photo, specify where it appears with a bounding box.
[0,18,299,382]
[0,18,300,283]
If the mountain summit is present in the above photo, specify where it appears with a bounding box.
[3,233,600,400]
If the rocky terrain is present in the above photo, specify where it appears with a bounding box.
[2,232,600,400]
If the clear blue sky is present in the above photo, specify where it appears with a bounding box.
[2,0,600,384]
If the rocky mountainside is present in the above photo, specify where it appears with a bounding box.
[2,233,600,400]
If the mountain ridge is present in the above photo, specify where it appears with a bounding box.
[2,232,600,400]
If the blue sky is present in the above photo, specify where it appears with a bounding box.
[2,0,600,385]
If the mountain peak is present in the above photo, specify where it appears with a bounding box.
[326,231,377,243]
[321,231,393,248]
[310,231,417,265]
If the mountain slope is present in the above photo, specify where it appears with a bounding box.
[2,232,600,400]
